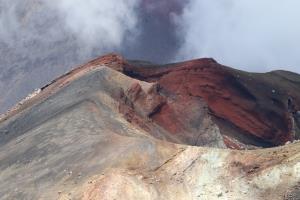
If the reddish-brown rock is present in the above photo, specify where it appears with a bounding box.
[117,56,300,148]
[1,54,300,149]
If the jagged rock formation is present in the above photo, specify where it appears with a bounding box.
[0,54,299,199]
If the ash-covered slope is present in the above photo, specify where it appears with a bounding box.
[0,54,299,199]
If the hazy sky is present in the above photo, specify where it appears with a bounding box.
[176,0,300,73]
[1,0,300,72]
[53,0,300,73]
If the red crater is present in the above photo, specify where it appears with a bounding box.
[5,53,300,149]
[103,54,300,149]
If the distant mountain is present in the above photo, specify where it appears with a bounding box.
[0,54,299,199]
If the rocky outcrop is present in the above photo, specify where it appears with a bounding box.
[0,54,299,199]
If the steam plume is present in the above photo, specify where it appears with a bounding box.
[176,0,300,73]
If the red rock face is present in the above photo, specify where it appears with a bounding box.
[3,53,299,149]
[154,60,291,146]
[111,55,300,148]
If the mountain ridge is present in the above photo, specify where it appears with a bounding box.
[1,53,300,148]
[0,53,300,199]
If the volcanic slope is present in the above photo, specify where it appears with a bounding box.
[0,54,299,199]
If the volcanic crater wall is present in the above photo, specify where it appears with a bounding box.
[1,53,300,149]
[109,54,300,148]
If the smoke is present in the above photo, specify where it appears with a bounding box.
[123,0,187,62]
[0,0,183,113]
[176,0,300,73]
[0,0,141,67]
[0,0,142,114]
[48,0,185,62]
[49,0,139,56]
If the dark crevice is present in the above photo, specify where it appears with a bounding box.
[148,102,166,118]
[123,69,147,81]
